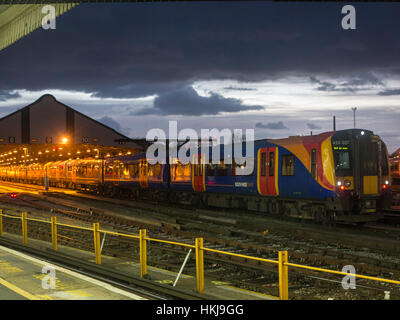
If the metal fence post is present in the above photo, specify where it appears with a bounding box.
[139,229,147,278]
[21,212,28,244]
[195,237,204,294]
[0,209,3,237]
[93,223,101,264]
[51,216,57,251]
[279,251,289,300]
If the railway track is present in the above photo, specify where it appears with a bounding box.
[1,180,400,299]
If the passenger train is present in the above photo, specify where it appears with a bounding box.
[0,129,392,223]
[390,157,400,192]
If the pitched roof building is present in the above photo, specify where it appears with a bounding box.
[0,94,141,150]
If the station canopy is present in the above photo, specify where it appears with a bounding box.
[0,2,78,52]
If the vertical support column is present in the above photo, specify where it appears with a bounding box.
[21,212,28,244]
[139,229,147,278]
[0,209,3,237]
[195,237,204,294]
[279,251,289,300]
[51,216,57,251]
[93,223,101,265]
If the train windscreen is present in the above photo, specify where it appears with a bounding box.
[332,138,352,174]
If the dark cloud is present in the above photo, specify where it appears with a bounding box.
[98,116,129,135]
[310,73,384,93]
[132,86,263,116]
[0,90,20,101]
[378,88,400,96]
[306,123,321,130]
[1,3,400,98]
[223,86,257,91]
[310,77,337,92]
[255,121,288,130]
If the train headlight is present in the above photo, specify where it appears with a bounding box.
[337,181,342,186]
[344,180,351,187]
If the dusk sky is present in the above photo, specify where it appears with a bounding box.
[0,2,399,152]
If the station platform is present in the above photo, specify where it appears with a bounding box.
[0,232,278,300]
[0,241,145,300]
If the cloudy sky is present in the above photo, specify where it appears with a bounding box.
[0,2,399,152]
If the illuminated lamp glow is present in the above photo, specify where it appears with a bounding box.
[61,137,68,144]
[340,185,345,191]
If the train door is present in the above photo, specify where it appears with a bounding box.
[359,136,379,195]
[258,147,278,196]
[192,154,205,192]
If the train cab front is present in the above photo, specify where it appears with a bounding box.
[332,129,391,221]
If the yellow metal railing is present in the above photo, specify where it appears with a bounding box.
[0,209,399,299]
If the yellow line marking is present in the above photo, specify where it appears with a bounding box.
[0,276,40,300]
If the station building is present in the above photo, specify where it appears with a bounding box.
[0,94,143,165]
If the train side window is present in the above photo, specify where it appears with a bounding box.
[154,164,161,177]
[148,165,154,177]
[217,161,228,176]
[106,165,113,175]
[193,164,198,177]
[230,160,236,176]
[207,164,215,176]
[176,164,183,177]
[281,155,295,176]
[183,164,191,177]
[129,164,138,177]
[311,149,317,179]
[269,152,274,176]
[260,153,266,176]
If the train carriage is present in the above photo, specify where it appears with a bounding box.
[0,128,392,224]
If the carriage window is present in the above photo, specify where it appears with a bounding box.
[176,164,184,177]
[269,152,274,176]
[106,165,113,175]
[311,149,317,179]
[129,164,139,177]
[148,165,154,177]
[231,160,237,176]
[154,164,161,177]
[217,161,228,176]
[260,153,266,176]
[281,155,295,176]
[207,164,215,176]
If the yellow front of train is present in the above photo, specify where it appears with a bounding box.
[331,129,392,219]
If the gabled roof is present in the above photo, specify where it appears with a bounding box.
[0,94,141,148]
